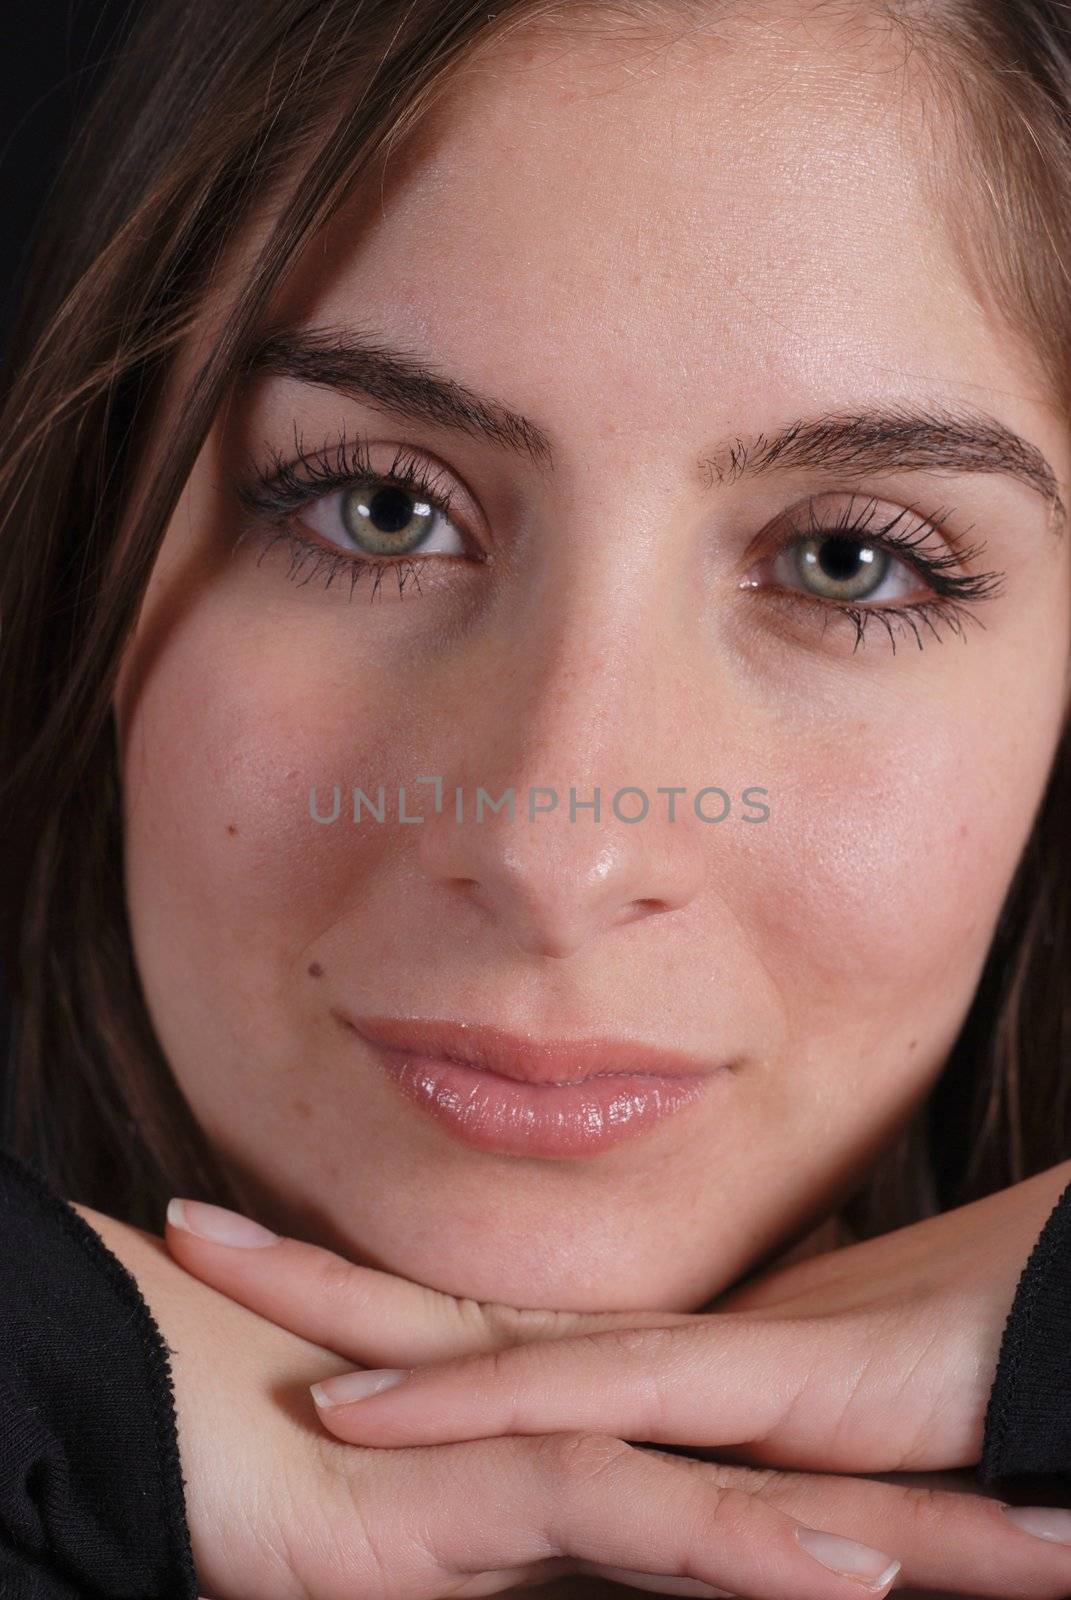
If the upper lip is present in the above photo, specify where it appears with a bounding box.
[345,1013,722,1084]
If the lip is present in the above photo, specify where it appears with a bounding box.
[342,1013,728,1158]
[346,1013,719,1083]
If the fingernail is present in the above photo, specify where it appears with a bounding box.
[1000,1503,1071,1542]
[166,1198,279,1248]
[310,1368,410,1407]
[794,1526,901,1590]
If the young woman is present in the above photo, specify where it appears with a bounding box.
[3,0,1071,1597]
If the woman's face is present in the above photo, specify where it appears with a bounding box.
[114,4,1071,1311]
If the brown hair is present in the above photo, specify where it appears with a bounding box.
[0,0,1068,1240]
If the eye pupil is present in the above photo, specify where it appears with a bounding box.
[367,485,415,535]
[818,535,870,581]
[794,532,888,602]
[341,482,435,554]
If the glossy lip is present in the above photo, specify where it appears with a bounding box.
[344,1012,722,1084]
[339,1012,729,1158]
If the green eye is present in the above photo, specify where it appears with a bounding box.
[338,483,446,556]
[793,535,894,602]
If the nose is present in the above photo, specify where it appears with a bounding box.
[416,619,709,960]
[420,792,706,958]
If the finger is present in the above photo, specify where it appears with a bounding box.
[164,1196,695,1367]
[352,1432,903,1600]
[165,1196,480,1365]
[310,1315,895,1472]
[673,1457,1071,1600]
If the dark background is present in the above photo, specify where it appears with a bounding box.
[1,0,145,1068]
[1,0,142,352]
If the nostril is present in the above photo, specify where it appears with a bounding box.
[621,897,670,923]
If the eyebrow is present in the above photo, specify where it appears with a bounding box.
[239,324,1066,535]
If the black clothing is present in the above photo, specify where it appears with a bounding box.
[0,1146,197,1599]
[2,1145,1071,1597]
[978,1169,1071,1487]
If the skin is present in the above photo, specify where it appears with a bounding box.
[113,0,1071,1322]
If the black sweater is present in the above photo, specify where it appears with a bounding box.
[2,1144,1070,1599]
[0,1147,197,1599]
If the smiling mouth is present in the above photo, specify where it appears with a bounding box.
[341,1010,726,1085]
[335,1009,730,1159]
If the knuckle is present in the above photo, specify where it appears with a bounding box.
[714,1464,798,1506]
[455,1293,512,1347]
[583,1326,687,1434]
[448,1342,528,1432]
[313,1247,366,1310]
[538,1430,635,1494]
[473,1296,564,1348]
[898,1479,956,1533]
[698,1477,773,1541]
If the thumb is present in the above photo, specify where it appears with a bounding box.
[164,1197,687,1368]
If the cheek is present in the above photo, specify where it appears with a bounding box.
[752,704,1049,1041]
[119,613,414,1023]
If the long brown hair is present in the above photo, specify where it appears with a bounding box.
[1,0,1069,1239]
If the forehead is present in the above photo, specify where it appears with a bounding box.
[237,3,1058,466]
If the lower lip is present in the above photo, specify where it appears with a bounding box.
[374,1050,718,1157]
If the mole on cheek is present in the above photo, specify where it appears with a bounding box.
[307,961,323,978]
[226,823,238,836]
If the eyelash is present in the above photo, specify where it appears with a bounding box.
[227,425,1007,651]
[228,424,474,604]
[758,495,1006,653]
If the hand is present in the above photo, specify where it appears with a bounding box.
[160,1162,1071,1598]
[73,1202,901,1600]
[299,1158,1071,1468]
